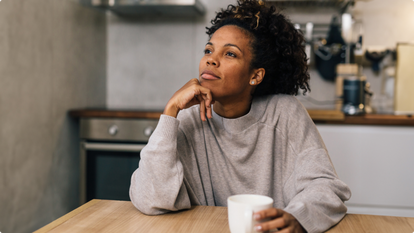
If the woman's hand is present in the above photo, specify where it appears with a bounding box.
[163,78,214,121]
[253,208,306,233]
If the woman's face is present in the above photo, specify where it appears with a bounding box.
[199,25,256,103]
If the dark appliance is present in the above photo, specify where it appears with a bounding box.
[79,118,158,204]
[342,78,366,115]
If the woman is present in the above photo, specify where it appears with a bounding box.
[130,1,351,232]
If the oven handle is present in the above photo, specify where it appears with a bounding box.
[82,142,146,152]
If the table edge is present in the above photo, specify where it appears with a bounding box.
[33,199,101,233]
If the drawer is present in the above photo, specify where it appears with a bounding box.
[80,118,158,142]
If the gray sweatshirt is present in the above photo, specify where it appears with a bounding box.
[130,94,351,233]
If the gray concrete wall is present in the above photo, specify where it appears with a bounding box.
[0,1,106,232]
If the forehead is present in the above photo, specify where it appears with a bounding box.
[209,25,253,46]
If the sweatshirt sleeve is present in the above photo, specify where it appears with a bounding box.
[129,114,191,215]
[279,97,352,233]
[283,148,351,233]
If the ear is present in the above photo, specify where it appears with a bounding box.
[250,68,265,85]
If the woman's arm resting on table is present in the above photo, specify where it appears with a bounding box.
[129,115,191,215]
[282,148,351,233]
[263,96,351,233]
[253,149,350,233]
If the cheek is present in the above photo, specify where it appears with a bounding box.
[224,63,249,82]
[199,57,206,74]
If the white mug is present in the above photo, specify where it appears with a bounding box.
[227,194,274,233]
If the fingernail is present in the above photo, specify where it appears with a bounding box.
[254,214,261,220]
[254,225,262,232]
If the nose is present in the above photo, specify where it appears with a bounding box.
[206,56,219,67]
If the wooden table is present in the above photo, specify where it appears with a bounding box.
[35,199,414,233]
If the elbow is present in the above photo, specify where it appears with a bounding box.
[130,189,165,216]
[129,182,164,215]
[131,200,158,216]
[129,170,161,215]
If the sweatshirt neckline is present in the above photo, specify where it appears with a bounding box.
[210,96,269,133]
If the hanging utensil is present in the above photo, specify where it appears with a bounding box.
[305,22,314,65]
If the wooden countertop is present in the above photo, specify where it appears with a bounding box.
[35,199,414,233]
[310,110,414,126]
[35,200,229,233]
[69,109,163,119]
[69,109,414,126]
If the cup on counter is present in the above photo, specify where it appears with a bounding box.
[227,194,274,233]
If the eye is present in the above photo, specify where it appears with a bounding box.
[204,49,212,55]
[226,51,236,57]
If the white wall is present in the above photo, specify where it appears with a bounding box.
[106,0,414,111]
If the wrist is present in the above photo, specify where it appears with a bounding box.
[163,102,180,118]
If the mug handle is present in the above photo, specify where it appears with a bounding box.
[245,208,253,233]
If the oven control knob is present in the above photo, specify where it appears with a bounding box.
[108,125,118,136]
[144,126,154,137]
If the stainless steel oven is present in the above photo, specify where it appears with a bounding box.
[79,118,158,204]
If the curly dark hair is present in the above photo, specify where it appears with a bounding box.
[206,0,310,96]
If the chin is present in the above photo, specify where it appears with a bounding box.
[200,80,215,89]
[199,81,219,98]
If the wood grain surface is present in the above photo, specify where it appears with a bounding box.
[69,109,414,126]
[36,200,229,233]
[34,200,414,233]
[34,199,101,233]
[69,109,162,119]
[307,109,345,121]
[326,214,414,233]
[313,113,414,126]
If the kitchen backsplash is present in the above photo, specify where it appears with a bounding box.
[106,0,414,111]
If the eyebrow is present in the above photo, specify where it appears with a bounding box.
[206,42,243,53]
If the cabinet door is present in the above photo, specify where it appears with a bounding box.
[317,125,414,217]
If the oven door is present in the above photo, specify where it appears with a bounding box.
[80,141,145,203]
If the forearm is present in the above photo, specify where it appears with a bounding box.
[129,115,191,215]
[283,149,351,233]
[284,179,350,233]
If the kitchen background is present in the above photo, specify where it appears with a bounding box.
[1,0,414,232]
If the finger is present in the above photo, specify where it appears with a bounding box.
[255,217,286,232]
[206,103,212,119]
[275,227,292,233]
[196,86,213,120]
[254,208,282,220]
[197,86,214,106]
[199,96,206,121]
[181,94,199,109]
[202,95,213,119]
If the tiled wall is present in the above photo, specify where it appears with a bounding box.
[106,0,414,111]
[0,1,106,232]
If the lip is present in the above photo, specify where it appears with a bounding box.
[200,70,220,80]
